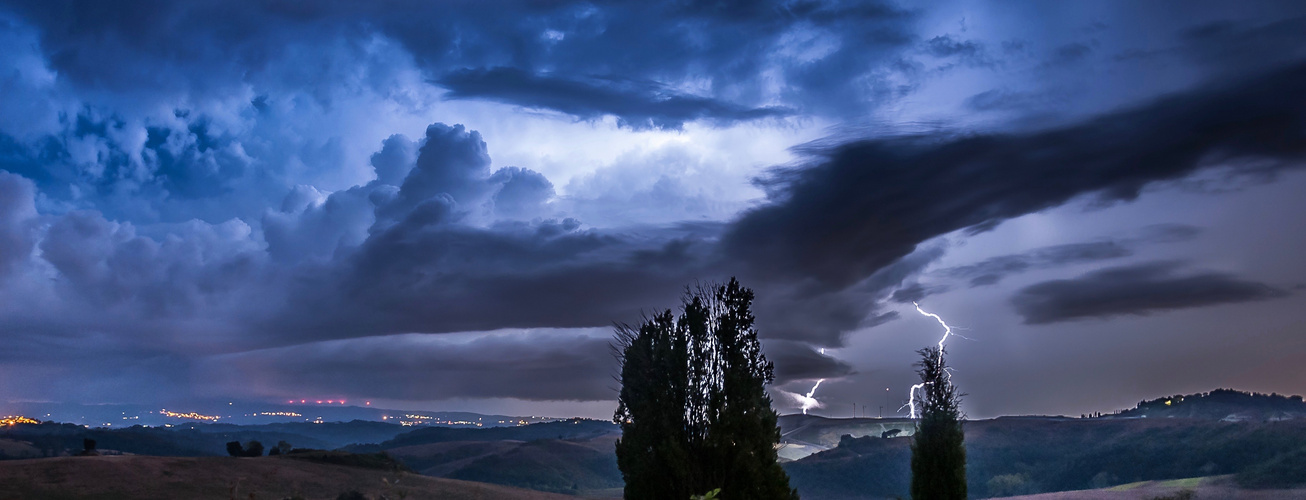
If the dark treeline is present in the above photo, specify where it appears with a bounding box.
[0,422,331,459]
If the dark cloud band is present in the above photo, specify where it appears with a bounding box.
[1010,261,1289,324]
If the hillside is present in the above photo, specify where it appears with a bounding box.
[1115,389,1306,421]
[785,416,1306,499]
[1003,476,1306,499]
[364,418,618,450]
[0,422,334,459]
[190,420,409,449]
[0,455,577,500]
[777,414,916,461]
[373,422,623,496]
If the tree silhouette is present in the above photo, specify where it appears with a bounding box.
[909,346,966,500]
[226,441,244,457]
[614,278,798,500]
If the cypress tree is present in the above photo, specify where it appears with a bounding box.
[614,278,797,500]
[614,310,694,500]
[709,278,798,500]
[909,346,966,500]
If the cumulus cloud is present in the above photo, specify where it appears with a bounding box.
[2,0,1306,409]
[1010,261,1290,324]
[0,172,38,277]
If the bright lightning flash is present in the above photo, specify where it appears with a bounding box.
[902,302,958,419]
[786,349,827,415]
[797,379,825,415]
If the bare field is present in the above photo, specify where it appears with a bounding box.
[0,455,577,500]
[1004,477,1306,500]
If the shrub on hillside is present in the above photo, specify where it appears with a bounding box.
[1236,446,1306,489]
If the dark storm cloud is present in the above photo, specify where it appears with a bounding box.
[942,241,1134,287]
[923,35,992,68]
[889,282,948,304]
[766,340,854,383]
[1,0,917,125]
[243,119,931,348]
[1180,16,1306,73]
[1011,261,1290,324]
[439,67,792,130]
[1046,42,1093,67]
[965,89,1059,112]
[204,332,617,401]
[724,62,1306,291]
[1136,223,1203,243]
[5,0,1306,409]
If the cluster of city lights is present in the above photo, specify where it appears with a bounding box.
[287,399,368,405]
[158,409,221,421]
[258,411,302,417]
[1,415,38,426]
[381,414,483,427]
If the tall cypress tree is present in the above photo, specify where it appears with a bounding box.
[710,278,798,500]
[614,278,798,500]
[614,310,694,500]
[909,346,966,500]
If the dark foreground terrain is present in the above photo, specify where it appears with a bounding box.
[4,390,1305,499]
[0,454,576,500]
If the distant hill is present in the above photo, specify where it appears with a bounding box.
[362,419,624,496]
[0,422,333,459]
[999,475,1306,500]
[1,400,547,428]
[777,414,916,461]
[0,455,575,500]
[364,418,618,450]
[187,419,408,449]
[1114,388,1306,421]
[7,389,1305,499]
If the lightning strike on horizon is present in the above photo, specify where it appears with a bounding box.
[800,379,825,415]
[902,302,959,419]
[785,348,829,415]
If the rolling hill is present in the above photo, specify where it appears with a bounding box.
[366,419,624,496]
[784,416,1306,499]
[0,454,577,500]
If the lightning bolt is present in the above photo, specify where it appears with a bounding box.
[901,302,958,419]
[800,379,825,415]
[785,349,828,415]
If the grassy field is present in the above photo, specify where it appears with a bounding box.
[1008,476,1306,500]
[0,455,577,500]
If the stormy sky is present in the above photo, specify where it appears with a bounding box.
[1,0,1304,419]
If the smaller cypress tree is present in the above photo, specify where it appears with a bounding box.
[910,346,966,500]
